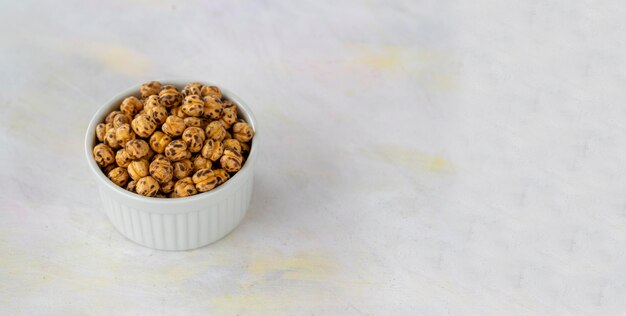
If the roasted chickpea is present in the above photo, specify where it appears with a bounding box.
[149,131,171,154]
[181,95,204,117]
[181,82,202,97]
[96,123,106,142]
[140,81,162,98]
[203,96,223,119]
[213,169,230,185]
[143,95,161,110]
[182,127,205,153]
[115,123,135,147]
[125,139,150,160]
[126,180,137,192]
[136,176,160,197]
[158,85,182,108]
[131,113,158,138]
[220,148,243,172]
[93,143,115,167]
[128,159,150,181]
[192,156,212,171]
[173,159,194,179]
[174,177,197,197]
[160,180,175,194]
[219,106,238,129]
[201,139,224,162]
[233,122,254,143]
[146,105,168,125]
[112,113,131,128]
[105,111,121,124]
[108,166,130,187]
[115,148,132,168]
[192,168,217,192]
[149,155,174,183]
[121,96,142,117]
[165,139,189,162]
[201,85,222,99]
[162,115,186,137]
[104,127,120,149]
[184,117,209,128]
[223,139,242,153]
[205,121,226,141]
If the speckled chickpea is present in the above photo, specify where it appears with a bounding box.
[93,143,115,167]
[105,111,121,124]
[213,169,230,185]
[115,148,132,168]
[128,159,150,181]
[233,122,254,143]
[182,127,205,153]
[103,163,119,176]
[205,121,226,141]
[104,127,120,149]
[162,115,186,137]
[240,142,251,156]
[146,105,168,125]
[223,139,242,153]
[174,177,197,197]
[158,85,182,108]
[203,96,223,120]
[181,82,202,97]
[192,168,217,192]
[136,176,160,197]
[149,155,174,183]
[149,131,171,154]
[219,106,238,129]
[182,95,204,117]
[125,139,150,160]
[223,131,232,140]
[201,85,222,100]
[140,81,162,98]
[96,123,106,142]
[131,113,157,138]
[143,95,160,110]
[222,99,237,111]
[160,180,175,194]
[126,180,137,192]
[108,166,130,187]
[172,106,187,118]
[201,139,224,162]
[184,117,209,128]
[112,113,131,128]
[115,123,135,147]
[173,159,194,179]
[165,139,189,162]
[192,155,212,172]
[220,148,243,172]
[121,96,142,117]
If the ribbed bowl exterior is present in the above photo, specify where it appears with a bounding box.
[98,171,254,251]
[85,80,258,251]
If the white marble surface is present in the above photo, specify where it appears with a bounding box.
[1,0,626,315]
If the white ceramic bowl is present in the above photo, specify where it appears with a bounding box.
[84,80,258,251]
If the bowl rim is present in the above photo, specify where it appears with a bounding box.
[84,79,259,205]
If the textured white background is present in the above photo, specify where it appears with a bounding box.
[1,0,626,315]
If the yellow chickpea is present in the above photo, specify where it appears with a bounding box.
[93,143,115,167]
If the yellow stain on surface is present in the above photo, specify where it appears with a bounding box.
[347,43,459,90]
[80,42,152,77]
[248,251,335,282]
[372,145,454,173]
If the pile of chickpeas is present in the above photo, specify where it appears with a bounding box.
[92,82,254,198]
